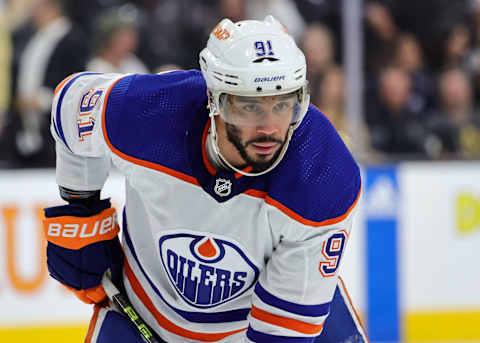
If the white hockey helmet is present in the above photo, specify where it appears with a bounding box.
[199,15,310,176]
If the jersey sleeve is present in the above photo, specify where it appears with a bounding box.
[51,72,126,191]
[247,173,361,341]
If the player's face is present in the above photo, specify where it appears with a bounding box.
[217,93,297,171]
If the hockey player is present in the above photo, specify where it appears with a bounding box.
[43,16,366,343]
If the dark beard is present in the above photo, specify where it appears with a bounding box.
[225,123,286,173]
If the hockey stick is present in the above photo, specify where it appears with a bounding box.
[101,269,159,343]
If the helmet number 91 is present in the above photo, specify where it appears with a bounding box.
[254,40,274,57]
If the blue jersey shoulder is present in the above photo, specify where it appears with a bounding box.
[269,105,361,224]
[104,70,208,174]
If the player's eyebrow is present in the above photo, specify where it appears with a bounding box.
[277,93,297,99]
[235,97,260,103]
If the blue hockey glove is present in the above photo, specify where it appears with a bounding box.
[43,198,124,304]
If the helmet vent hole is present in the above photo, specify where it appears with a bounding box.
[225,81,238,86]
[276,85,282,90]
[295,68,302,74]
[295,75,303,80]
[256,87,262,92]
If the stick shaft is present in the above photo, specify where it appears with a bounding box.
[102,271,159,343]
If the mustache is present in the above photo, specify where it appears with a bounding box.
[245,136,283,147]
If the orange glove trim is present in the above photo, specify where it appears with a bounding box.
[43,208,120,250]
[64,284,107,304]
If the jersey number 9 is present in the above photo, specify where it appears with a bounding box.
[319,230,348,277]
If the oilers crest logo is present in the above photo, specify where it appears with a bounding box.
[159,232,259,309]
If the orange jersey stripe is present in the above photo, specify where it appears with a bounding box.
[157,69,184,75]
[311,103,340,128]
[338,276,370,343]
[101,77,200,186]
[53,73,81,98]
[124,258,247,341]
[265,186,361,227]
[43,208,119,249]
[84,305,102,343]
[201,120,217,175]
[235,166,252,179]
[250,305,324,335]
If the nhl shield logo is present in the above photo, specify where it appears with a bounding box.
[214,178,232,197]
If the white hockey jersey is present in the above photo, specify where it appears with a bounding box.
[51,70,361,343]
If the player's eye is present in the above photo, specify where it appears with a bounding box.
[274,102,290,112]
[242,104,259,112]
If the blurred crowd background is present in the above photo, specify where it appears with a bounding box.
[1,0,480,168]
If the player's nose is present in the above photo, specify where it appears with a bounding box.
[256,126,278,135]
[256,112,278,135]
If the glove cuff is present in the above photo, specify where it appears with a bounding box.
[43,207,120,250]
